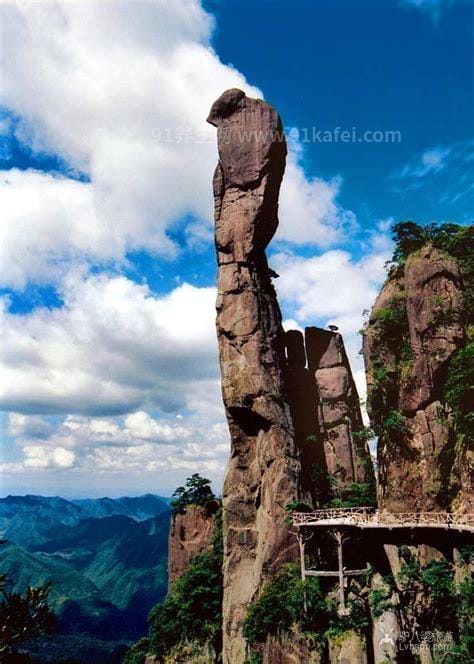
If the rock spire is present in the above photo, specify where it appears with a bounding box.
[208,89,300,664]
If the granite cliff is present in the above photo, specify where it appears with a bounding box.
[208,90,376,664]
[284,327,374,507]
[362,224,473,663]
[363,238,472,514]
[168,505,216,588]
[124,100,472,664]
[208,88,301,664]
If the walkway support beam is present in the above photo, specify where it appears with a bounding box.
[335,530,345,612]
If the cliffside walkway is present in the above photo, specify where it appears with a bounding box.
[292,507,474,533]
[292,507,474,612]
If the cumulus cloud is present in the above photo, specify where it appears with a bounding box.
[0,1,260,287]
[0,169,103,288]
[0,274,219,417]
[274,249,387,333]
[273,232,392,404]
[0,0,369,494]
[0,1,358,288]
[23,445,76,470]
[8,413,53,440]
[277,138,356,246]
[3,410,229,488]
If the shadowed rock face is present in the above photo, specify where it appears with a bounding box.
[168,506,215,588]
[208,89,300,664]
[284,327,374,506]
[364,244,471,513]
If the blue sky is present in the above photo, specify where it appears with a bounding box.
[0,0,472,497]
[206,0,473,229]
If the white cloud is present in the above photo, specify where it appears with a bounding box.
[0,169,104,288]
[395,146,451,181]
[277,138,357,246]
[274,236,391,406]
[23,444,75,469]
[3,410,229,489]
[0,1,358,288]
[0,0,372,495]
[274,249,387,331]
[0,273,219,417]
[0,1,260,287]
[8,413,53,439]
[124,411,193,444]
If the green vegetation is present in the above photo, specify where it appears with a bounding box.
[125,480,223,663]
[243,563,371,657]
[370,365,389,390]
[390,221,474,275]
[148,544,222,657]
[285,501,313,513]
[391,221,474,322]
[243,564,327,646]
[284,501,313,527]
[444,341,474,435]
[391,548,474,659]
[373,293,409,342]
[397,549,457,635]
[458,545,474,564]
[368,581,394,618]
[367,221,472,443]
[123,638,150,664]
[421,559,455,604]
[147,513,223,659]
[352,426,375,445]
[329,482,377,509]
[325,595,369,640]
[381,409,409,436]
[170,473,218,515]
[456,576,474,659]
[0,551,55,657]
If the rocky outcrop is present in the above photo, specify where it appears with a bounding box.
[168,506,216,587]
[208,89,300,664]
[328,631,368,664]
[284,327,374,506]
[363,245,470,513]
[371,572,400,664]
[145,643,217,664]
[263,628,322,663]
[163,643,216,663]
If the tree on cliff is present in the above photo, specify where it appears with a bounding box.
[170,473,218,515]
[391,221,473,277]
[0,543,55,659]
[124,507,223,664]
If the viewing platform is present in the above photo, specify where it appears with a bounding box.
[292,507,473,611]
[292,507,474,534]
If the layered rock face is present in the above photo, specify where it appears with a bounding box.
[363,244,471,513]
[168,506,216,587]
[208,89,300,664]
[284,327,374,506]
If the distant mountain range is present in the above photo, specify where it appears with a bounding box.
[0,493,170,546]
[0,493,172,662]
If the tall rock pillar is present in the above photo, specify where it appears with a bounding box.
[208,89,300,664]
